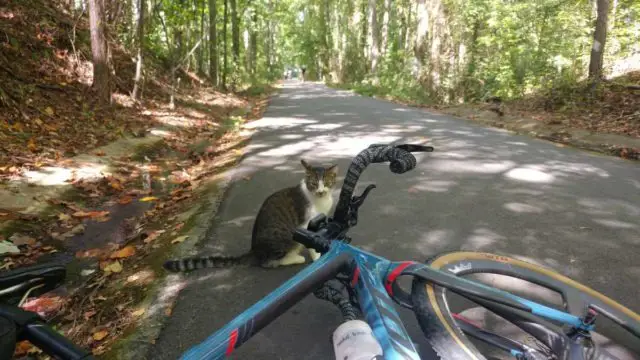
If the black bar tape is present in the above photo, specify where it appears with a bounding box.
[333,145,417,223]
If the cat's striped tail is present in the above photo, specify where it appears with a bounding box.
[163,252,256,272]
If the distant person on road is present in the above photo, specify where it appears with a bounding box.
[301,66,306,82]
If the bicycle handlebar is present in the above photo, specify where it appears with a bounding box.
[24,322,94,359]
[294,143,434,253]
[333,144,433,225]
[0,305,95,360]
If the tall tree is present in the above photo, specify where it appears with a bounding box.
[198,0,206,74]
[209,0,218,86]
[380,0,391,57]
[367,0,379,73]
[249,6,258,80]
[132,0,145,100]
[222,0,228,89]
[88,0,111,104]
[414,0,428,68]
[231,0,240,67]
[589,0,610,80]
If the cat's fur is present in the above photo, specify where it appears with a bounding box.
[163,160,338,272]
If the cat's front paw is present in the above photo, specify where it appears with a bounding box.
[308,248,322,261]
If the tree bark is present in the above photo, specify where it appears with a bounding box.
[367,0,379,73]
[415,0,428,65]
[230,0,239,67]
[249,8,258,80]
[132,0,145,100]
[198,0,206,74]
[88,0,111,104]
[222,0,228,90]
[380,0,390,57]
[588,0,609,80]
[209,0,218,86]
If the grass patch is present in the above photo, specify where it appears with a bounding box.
[327,81,433,106]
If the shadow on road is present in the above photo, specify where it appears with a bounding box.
[150,81,640,360]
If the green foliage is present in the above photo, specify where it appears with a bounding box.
[281,0,638,105]
[83,0,639,100]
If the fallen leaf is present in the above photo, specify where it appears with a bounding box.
[56,224,85,240]
[118,196,133,205]
[171,235,188,244]
[21,296,64,316]
[103,261,123,274]
[132,308,146,317]
[80,269,96,276]
[84,310,97,320]
[165,307,172,316]
[76,248,105,259]
[44,107,55,116]
[95,150,106,156]
[0,212,9,217]
[110,246,136,259]
[0,240,20,254]
[72,210,110,219]
[13,341,35,357]
[140,196,158,202]
[143,230,164,243]
[9,234,36,246]
[28,138,37,152]
[92,330,108,341]
[110,180,123,191]
[58,213,72,221]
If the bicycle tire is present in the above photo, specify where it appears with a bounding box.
[411,251,640,360]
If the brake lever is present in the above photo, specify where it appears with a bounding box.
[347,184,377,226]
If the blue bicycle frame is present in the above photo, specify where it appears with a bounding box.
[179,241,595,360]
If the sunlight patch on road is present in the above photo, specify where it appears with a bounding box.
[304,123,345,131]
[243,116,316,130]
[592,218,637,229]
[426,159,515,174]
[462,228,506,251]
[503,202,544,214]
[505,167,555,183]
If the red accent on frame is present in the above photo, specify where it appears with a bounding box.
[452,313,482,328]
[385,261,413,296]
[351,266,361,287]
[226,329,239,356]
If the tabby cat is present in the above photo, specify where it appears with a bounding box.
[163,159,338,272]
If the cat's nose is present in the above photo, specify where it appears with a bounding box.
[316,190,327,196]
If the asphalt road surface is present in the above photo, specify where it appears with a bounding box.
[149,81,640,359]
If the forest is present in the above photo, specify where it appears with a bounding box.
[63,0,640,102]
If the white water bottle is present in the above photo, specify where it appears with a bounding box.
[332,320,383,360]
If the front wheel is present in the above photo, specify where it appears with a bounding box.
[411,251,640,360]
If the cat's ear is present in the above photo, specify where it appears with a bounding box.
[300,159,312,171]
[327,164,339,174]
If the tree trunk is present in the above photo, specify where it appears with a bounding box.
[230,0,239,67]
[367,0,378,73]
[588,0,609,80]
[88,0,111,104]
[198,0,206,74]
[249,8,258,80]
[265,0,274,77]
[132,0,145,100]
[415,0,428,66]
[209,0,218,86]
[222,0,228,90]
[380,0,390,57]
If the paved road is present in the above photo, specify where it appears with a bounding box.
[150,81,640,359]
